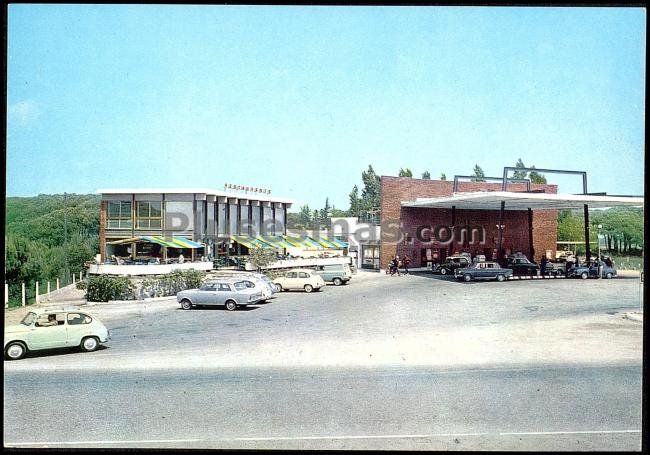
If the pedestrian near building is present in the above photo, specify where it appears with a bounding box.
[402,255,411,275]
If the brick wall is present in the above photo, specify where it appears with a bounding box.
[379,176,558,269]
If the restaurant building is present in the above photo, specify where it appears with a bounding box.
[98,188,294,263]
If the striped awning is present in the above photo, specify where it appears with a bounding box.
[107,236,204,249]
[230,235,274,249]
[257,236,294,249]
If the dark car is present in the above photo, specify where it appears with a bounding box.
[506,256,540,276]
[567,261,617,279]
[455,261,513,282]
[432,256,470,276]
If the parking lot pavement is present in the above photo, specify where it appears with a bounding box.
[4,271,642,372]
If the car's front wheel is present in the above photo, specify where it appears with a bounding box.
[581,272,588,280]
[5,341,27,360]
[180,299,193,310]
[496,274,506,282]
[275,283,283,292]
[463,274,472,282]
[80,336,99,352]
[440,268,447,275]
[606,272,613,279]
[304,284,314,293]
[333,278,342,286]
[225,300,238,311]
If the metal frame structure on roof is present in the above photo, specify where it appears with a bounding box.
[453,175,532,193]
[403,191,644,211]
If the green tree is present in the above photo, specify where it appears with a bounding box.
[440,173,447,181]
[398,168,413,177]
[360,164,381,217]
[297,205,312,228]
[528,165,547,184]
[348,185,360,217]
[513,158,527,179]
[248,247,278,271]
[471,164,486,182]
[421,170,431,179]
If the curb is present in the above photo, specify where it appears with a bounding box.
[87,296,177,306]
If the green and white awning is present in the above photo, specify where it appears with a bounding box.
[107,236,204,249]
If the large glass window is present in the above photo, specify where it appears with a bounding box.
[107,201,132,229]
[136,201,162,229]
[239,205,250,235]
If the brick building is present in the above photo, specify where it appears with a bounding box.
[379,176,558,269]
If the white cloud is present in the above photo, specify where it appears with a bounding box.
[8,100,41,126]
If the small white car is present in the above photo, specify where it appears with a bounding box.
[273,268,326,293]
[4,306,111,360]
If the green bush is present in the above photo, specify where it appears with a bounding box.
[86,276,136,302]
[140,270,207,298]
[76,279,88,290]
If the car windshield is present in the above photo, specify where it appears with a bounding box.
[20,312,37,326]
[233,281,248,291]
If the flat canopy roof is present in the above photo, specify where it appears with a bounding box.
[97,188,294,204]
[402,191,644,211]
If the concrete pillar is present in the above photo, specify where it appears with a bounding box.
[73,274,76,285]
[47,281,51,295]
[79,271,83,281]
[57,278,60,290]
[35,281,40,304]
[22,283,26,306]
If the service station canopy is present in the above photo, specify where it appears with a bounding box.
[401,191,644,211]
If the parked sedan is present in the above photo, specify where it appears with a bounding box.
[506,256,539,276]
[455,261,513,282]
[4,306,110,360]
[431,256,470,275]
[567,261,617,279]
[209,272,278,301]
[273,269,326,293]
[177,280,264,311]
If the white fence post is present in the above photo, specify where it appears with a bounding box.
[79,271,83,281]
[47,281,51,295]
[35,281,40,304]
[73,274,76,285]
[4,283,8,309]
[22,282,26,306]
[57,278,60,291]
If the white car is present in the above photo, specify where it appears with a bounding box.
[4,306,111,360]
[209,272,278,300]
[273,269,326,293]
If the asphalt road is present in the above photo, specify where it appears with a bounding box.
[4,272,643,449]
[3,364,641,450]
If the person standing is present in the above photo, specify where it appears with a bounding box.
[402,255,411,275]
[540,255,548,278]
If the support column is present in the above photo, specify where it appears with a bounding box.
[583,204,591,261]
[497,201,506,263]
[527,208,534,261]
[448,206,456,257]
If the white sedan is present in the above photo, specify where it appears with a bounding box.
[4,306,110,360]
[273,269,326,293]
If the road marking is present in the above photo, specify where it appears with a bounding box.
[233,430,641,441]
[6,430,640,446]
[6,439,203,446]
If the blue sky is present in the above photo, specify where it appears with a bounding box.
[7,5,646,210]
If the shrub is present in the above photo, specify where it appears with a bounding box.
[76,279,88,290]
[86,276,136,302]
[140,270,207,298]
